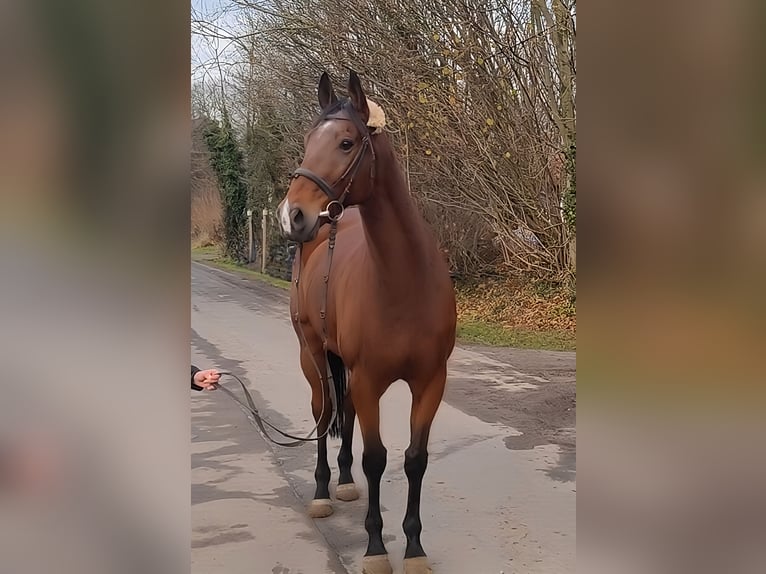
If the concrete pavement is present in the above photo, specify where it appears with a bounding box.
[191,261,575,574]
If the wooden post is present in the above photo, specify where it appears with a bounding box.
[261,208,268,273]
[247,209,253,263]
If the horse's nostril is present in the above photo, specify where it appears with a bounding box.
[290,207,304,227]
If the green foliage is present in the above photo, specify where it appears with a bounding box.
[563,139,576,232]
[204,111,248,262]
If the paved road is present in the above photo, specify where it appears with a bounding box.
[191,261,575,574]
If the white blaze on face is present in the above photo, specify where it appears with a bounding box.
[278,199,292,233]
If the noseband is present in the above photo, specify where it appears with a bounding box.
[291,103,377,221]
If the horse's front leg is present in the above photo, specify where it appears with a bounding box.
[352,373,392,574]
[301,345,333,518]
[401,369,446,574]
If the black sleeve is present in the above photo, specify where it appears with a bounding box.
[191,365,203,391]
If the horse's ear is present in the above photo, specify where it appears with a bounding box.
[318,72,337,110]
[347,70,369,123]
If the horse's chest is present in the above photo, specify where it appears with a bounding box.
[291,246,447,373]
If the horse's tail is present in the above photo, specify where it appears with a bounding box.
[326,350,347,439]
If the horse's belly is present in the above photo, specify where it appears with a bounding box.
[335,301,452,381]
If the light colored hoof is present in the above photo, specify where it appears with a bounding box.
[308,498,333,518]
[336,483,360,501]
[404,556,432,574]
[361,554,393,574]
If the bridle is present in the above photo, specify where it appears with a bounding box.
[213,104,380,448]
[289,102,380,346]
[290,102,377,223]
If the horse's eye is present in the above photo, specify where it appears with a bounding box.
[339,139,354,151]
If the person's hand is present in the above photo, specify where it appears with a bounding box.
[193,369,220,390]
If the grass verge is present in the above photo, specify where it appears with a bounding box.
[454,276,575,351]
[191,244,219,259]
[191,247,291,290]
[457,320,576,351]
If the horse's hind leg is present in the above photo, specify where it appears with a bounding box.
[402,369,446,574]
[300,345,333,519]
[336,395,360,501]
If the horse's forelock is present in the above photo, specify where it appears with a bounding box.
[313,98,349,128]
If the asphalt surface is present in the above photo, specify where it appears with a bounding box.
[191,261,575,574]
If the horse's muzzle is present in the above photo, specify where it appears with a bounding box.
[281,213,321,244]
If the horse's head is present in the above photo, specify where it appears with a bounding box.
[278,70,383,242]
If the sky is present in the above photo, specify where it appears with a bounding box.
[191,0,244,84]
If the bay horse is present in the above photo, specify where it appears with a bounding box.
[277,70,456,574]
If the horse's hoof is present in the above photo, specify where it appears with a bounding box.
[361,554,393,574]
[403,556,432,574]
[308,498,333,518]
[336,483,360,501]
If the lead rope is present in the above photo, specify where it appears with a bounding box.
[208,243,339,448]
[213,372,316,447]
[291,241,339,438]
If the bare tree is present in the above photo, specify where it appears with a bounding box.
[192,0,576,280]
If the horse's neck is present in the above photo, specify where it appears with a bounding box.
[359,148,431,287]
